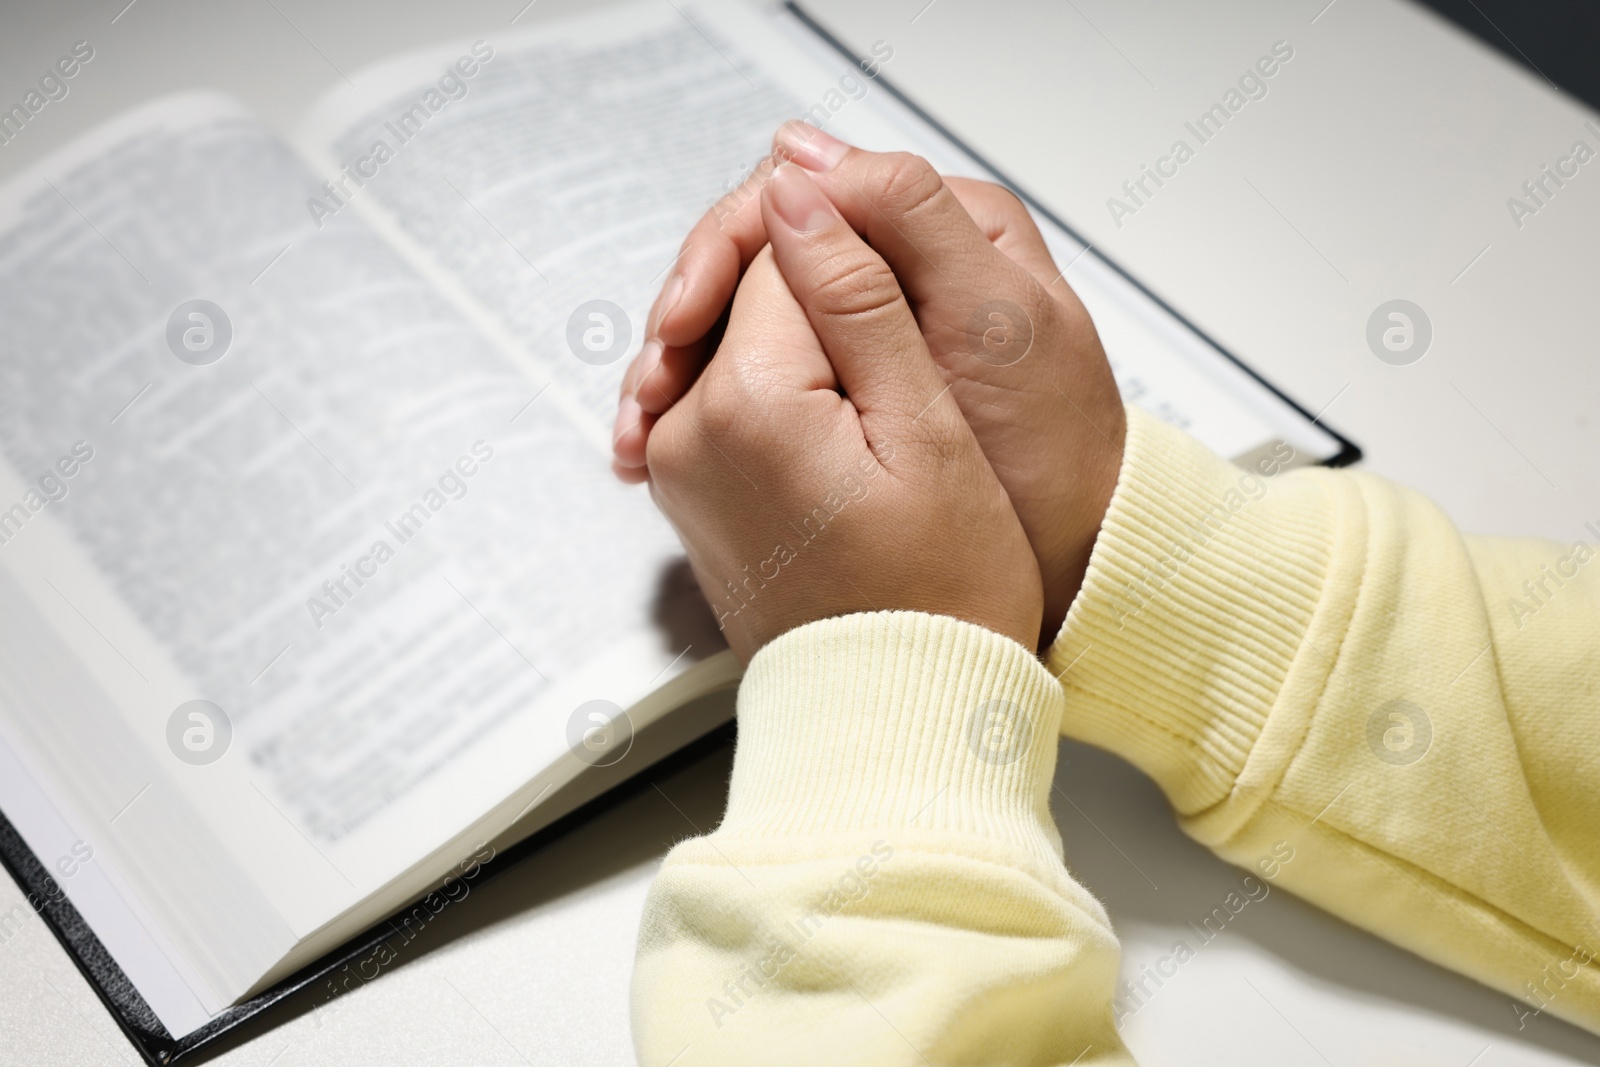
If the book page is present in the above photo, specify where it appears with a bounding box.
[298,4,798,428]
[0,89,726,1021]
[300,0,1345,471]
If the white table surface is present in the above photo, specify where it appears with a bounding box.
[2,0,1598,1064]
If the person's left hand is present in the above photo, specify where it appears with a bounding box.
[645,162,1042,661]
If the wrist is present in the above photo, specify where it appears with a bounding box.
[1044,407,1352,817]
[725,610,1067,869]
[1038,403,1128,648]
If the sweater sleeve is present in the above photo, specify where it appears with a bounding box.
[1049,406,1600,1034]
[632,612,1135,1066]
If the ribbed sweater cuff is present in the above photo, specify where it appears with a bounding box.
[1046,408,1341,817]
[722,612,1066,869]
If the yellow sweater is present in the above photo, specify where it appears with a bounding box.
[632,407,1600,1065]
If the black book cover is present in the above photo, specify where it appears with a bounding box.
[0,721,736,1066]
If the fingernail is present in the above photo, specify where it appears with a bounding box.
[613,395,641,446]
[770,163,838,233]
[657,272,685,328]
[777,121,849,172]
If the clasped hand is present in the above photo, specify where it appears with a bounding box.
[615,124,1126,661]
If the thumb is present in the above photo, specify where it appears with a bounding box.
[759,162,951,431]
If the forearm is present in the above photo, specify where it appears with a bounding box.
[633,613,1134,1066]
[1050,407,1600,1031]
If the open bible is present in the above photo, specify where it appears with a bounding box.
[0,1,1357,1062]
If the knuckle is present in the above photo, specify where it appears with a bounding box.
[869,151,945,219]
[946,176,1042,246]
[645,408,696,484]
[1032,275,1090,337]
[948,176,1026,216]
[692,363,769,447]
[722,353,788,414]
[982,179,1031,219]
[651,346,798,482]
[808,249,905,322]
[692,386,743,445]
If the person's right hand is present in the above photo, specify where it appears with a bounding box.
[616,124,1125,648]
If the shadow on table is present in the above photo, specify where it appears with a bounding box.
[197,712,1600,1065]
[1054,736,1600,1063]
[189,687,739,1064]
